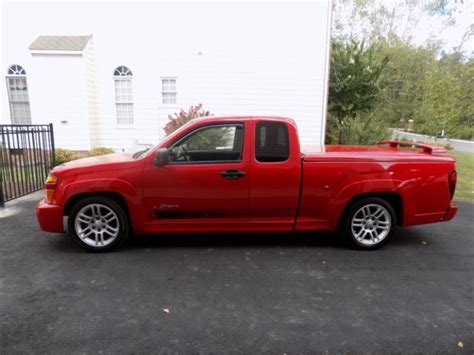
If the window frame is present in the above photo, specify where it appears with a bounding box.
[113,66,134,125]
[167,123,245,165]
[113,66,133,77]
[254,121,290,163]
[6,65,32,124]
[161,77,177,105]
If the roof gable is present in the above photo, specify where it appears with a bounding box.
[29,36,91,51]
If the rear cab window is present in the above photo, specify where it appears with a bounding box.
[255,121,290,162]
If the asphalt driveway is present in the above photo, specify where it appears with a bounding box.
[1,192,473,353]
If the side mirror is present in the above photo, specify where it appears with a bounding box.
[153,148,169,167]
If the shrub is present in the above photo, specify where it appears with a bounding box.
[326,113,389,145]
[55,148,77,166]
[88,147,114,157]
[163,104,211,136]
[328,40,389,121]
[455,127,474,141]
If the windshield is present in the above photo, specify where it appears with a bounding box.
[131,120,195,159]
[162,120,194,144]
[132,147,151,159]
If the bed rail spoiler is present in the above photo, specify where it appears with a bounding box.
[376,140,448,154]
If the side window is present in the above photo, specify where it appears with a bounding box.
[162,78,177,104]
[169,124,244,163]
[255,122,290,162]
[6,65,32,124]
[113,66,134,125]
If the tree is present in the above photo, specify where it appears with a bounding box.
[329,0,474,142]
[327,40,389,144]
[329,40,389,120]
[332,0,471,54]
[413,55,474,139]
[163,104,211,136]
[373,42,473,139]
[373,41,439,127]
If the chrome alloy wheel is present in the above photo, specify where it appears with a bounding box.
[350,204,392,246]
[74,203,120,247]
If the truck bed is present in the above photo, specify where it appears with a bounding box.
[302,145,455,163]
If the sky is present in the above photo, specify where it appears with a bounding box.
[1,0,325,63]
[1,0,472,55]
[332,0,472,55]
[408,1,472,54]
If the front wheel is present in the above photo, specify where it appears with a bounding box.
[341,197,396,250]
[68,196,130,252]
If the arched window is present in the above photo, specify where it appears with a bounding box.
[8,65,27,76]
[114,66,133,76]
[6,65,32,124]
[113,66,134,124]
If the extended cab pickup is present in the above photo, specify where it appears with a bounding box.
[36,116,458,251]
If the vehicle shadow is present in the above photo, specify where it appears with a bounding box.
[124,227,426,251]
[125,231,343,250]
[50,227,427,253]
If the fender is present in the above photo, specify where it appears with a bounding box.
[59,178,147,233]
[327,178,408,229]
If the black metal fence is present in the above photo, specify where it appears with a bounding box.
[0,124,55,206]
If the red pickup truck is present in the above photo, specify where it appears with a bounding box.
[36,116,458,251]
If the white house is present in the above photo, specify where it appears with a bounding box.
[1,1,332,151]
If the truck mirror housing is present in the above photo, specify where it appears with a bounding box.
[153,148,169,167]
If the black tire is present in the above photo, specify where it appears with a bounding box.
[340,197,397,250]
[67,196,130,252]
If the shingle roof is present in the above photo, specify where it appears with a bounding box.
[29,36,91,51]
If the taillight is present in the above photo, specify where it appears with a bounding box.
[45,174,57,203]
[448,170,457,199]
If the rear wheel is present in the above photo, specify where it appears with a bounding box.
[68,196,130,252]
[341,197,396,250]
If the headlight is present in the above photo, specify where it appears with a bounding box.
[45,174,58,203]
[46,175,57,184]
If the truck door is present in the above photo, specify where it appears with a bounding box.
[142,121,250,233]
[248,119,301,231]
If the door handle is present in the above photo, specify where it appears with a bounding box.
[220,169,246,179]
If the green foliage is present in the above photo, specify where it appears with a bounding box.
[327,40,389,144]
[88,147,114,157]
[54,147,115,166]
[413,55,474,139]
[373,41,434,126]
[329,40,388,120]
[450,150,474,201]
[329,0,473,143]
[55,148,77,166]
[326,113,389,145]
[374,43,474,140]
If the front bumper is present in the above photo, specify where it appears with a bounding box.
[36,199,64,233]
[441,205,459,222]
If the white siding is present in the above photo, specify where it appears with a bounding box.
[83,39,102,148]
[28,53,91,150]
[2,1,332,150]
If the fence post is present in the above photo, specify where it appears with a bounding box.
[0,173,4,207]
[49,123,55,168]
[0,126,4,207]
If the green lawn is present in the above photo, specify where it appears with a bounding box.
[450,150,474,202]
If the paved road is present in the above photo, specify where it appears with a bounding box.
[1,192,473,353]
